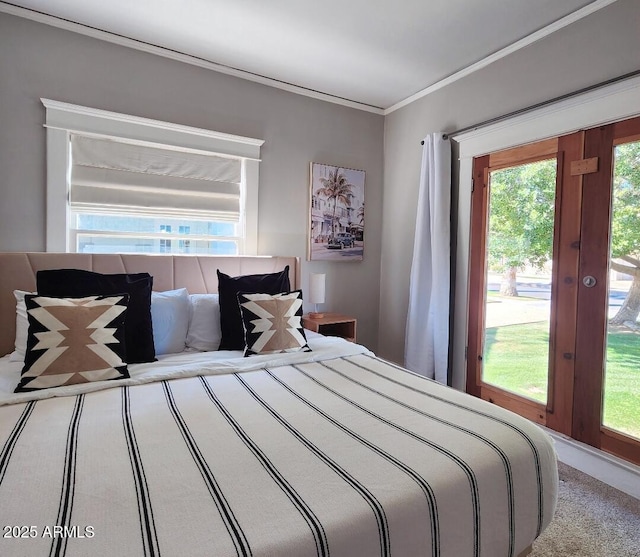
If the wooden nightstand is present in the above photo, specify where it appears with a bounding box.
[302,313,357,342]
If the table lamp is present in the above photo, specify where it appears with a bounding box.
[308,273,326,319]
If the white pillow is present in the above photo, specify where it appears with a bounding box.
[150,288,190,356]
[9,290,33,362]
[186,293,221,352]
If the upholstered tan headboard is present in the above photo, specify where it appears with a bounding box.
[0,253,299,357]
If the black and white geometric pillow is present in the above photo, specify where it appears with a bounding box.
[238,290,311,357]
[15,294,130,392]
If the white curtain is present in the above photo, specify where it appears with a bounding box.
[404,133,451,383]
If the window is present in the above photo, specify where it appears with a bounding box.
[159,225,172,254]
[43,99,263,254]
[178,225,190,253]
[160,239,172,253]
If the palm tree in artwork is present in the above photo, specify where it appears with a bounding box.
[317,167,354,239]
[357,203,365,224]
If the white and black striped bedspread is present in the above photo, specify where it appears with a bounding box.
[0,353,557,557]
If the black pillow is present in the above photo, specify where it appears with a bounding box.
[37,269,156,364]
[217,266,290,351]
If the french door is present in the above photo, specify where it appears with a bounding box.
[467,115,640,465]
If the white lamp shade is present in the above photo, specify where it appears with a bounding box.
[308,273,326,304]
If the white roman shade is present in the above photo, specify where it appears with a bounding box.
[70,135,242,220]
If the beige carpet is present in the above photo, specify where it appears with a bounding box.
[530,462,640,556]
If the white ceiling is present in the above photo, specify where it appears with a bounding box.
[3,0,614,112]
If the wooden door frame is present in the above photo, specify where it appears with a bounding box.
[573,116,640,463]
[468,118,640,464]
[466,154,489,399]
[467,138,565,427]
[544,132,584,435]
[572,124,615,446]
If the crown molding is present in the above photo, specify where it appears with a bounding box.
[1,0,619,116]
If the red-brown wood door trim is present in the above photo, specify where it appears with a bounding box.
[573,116,640,463]
[572,124,615,447]
[466,139,565,428]
[545,132,584,435]
[466,154,489,398]
[467,119,640,464]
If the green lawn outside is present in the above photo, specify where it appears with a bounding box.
[483,321,640,439]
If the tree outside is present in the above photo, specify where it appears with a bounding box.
[609,141,640,326]
[487,159,556,296]
[486,143,639,325]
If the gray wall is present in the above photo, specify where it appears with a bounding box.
[0,12,384,350]
[3,0,640,360]
[379,0,640,365]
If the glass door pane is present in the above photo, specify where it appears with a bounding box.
[602,140,640,439]
[482,159,557,403]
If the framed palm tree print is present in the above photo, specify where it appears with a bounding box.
[309,162,365,261]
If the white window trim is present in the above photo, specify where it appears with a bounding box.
[451,75,640,392]
[42,98,264,254]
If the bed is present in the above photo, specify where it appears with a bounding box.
[0,253,557,557]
